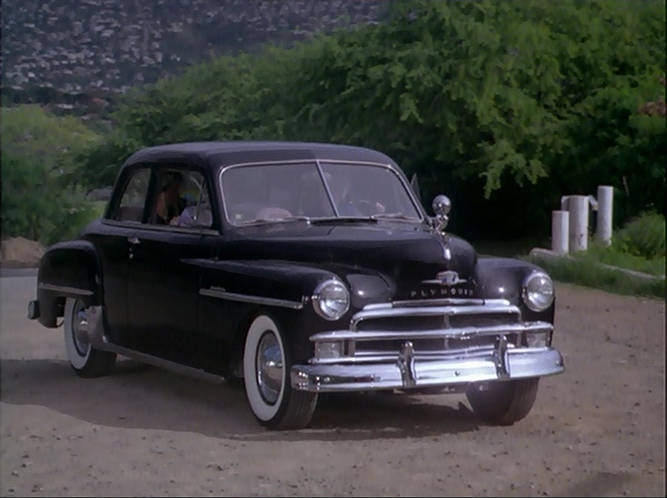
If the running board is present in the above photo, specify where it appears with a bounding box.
[99,338,227,384]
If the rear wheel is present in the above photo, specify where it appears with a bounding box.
[64,298,116,378]
[243,314,317,429]
[466,378,539,425]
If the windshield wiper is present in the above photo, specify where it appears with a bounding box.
[310,216,378,224]
[238,216,311,226]
[371,212,419,221]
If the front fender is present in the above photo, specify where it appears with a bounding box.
[188,259,339,304]
[36,240,103,327]
[187,258,348,369]
[474,257,555,323]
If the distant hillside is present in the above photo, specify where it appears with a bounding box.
[2,0,389,110]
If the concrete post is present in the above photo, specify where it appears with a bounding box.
[596,185,613,246]
[551,210,569,254]
[567,195,589,251]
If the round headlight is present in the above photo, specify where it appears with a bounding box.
[522,271,555,312]
[312,280,350,321]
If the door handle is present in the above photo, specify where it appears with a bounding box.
[128,236,140,245]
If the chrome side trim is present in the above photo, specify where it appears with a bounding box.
[38,283,94,296]
[199,286,304,310]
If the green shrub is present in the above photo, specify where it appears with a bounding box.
[1,105,101,245]
[613,212,666,259]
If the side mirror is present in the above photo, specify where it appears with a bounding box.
[432,194,451,232]
[432,194,451,216]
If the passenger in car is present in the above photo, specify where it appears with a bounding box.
[155,172,185,225]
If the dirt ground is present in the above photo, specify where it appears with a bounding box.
[1,274,664,497]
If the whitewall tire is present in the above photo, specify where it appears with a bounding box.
[243,314,317,429]
[64,298,116,377]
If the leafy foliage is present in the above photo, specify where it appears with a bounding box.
[1,105,101,244]
[613,212,666,259]
[75,0,665,238]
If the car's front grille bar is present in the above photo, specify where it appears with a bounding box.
[349,299,520,330]
[311,321,550,342]
[308,298,553,365]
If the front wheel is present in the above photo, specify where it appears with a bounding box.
[466,378,539,425]
[64,298,116,378]
[243,314,317,429]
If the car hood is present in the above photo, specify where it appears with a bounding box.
[223,222,477,300]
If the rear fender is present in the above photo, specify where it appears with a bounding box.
[36,240,103,327]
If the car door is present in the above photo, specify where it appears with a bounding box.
[126,165,218,366]
[92,166,153,347]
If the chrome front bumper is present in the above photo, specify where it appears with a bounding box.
[290,298,565,393]
[291,346,564,392]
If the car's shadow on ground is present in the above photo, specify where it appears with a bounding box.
[0,358,481,441]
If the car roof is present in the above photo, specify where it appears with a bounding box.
[123,141,400,171]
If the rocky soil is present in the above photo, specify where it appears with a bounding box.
[0,238,45,268]
[0,277,664,496]
[2,0,387,107]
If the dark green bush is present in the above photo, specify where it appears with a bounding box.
[1,105,101,245]
[614,212,666,259]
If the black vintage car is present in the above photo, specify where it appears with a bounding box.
[28,141,564,429]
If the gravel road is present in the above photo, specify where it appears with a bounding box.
[1,275,664,496]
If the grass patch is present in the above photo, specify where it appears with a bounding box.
[523,254,665,299]
[580,242,665,277]
[522,212,665,298]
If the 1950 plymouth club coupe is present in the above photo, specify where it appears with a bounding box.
[28,141,564,429]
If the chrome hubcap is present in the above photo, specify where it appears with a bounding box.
[72,301,90,356]
[256,332,283,405]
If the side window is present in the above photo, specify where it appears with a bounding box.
[113,168,151,222]
[150,168,213,228]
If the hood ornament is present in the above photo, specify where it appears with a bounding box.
[422,270,467,286]
[431,194,452,260]
[432,194,451,234]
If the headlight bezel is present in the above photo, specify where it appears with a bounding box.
[312,279,350,321]
[521,271,555,312]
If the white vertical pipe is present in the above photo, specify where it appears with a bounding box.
[560,196,569,211]
[552,210,569,253]
[596,185,613,246]
[568,195,589,251]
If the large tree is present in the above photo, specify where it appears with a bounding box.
[75,0,665,238]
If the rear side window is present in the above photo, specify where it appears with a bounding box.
[113,168,151,222]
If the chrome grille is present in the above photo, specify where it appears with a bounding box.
[309,298,553,364]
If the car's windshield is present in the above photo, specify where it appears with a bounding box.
[220,162,421,225]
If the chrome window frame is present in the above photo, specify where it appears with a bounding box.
[217,159,426,227]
